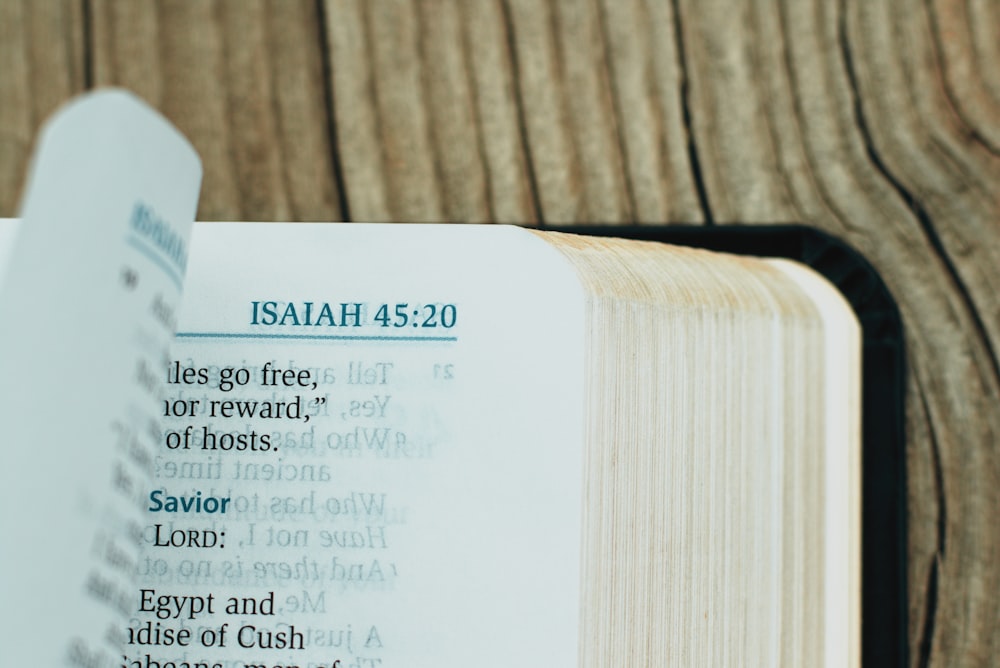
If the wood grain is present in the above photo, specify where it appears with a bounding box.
[324,0,538,222]
[844,3,1000,660]
[674,1,1000,663]
[0,0,85,214]
[0,0,997,664]
[90,0,342,221]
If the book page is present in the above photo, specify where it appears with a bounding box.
[0,218,18,280]
[0,91,201,666]
[138,223,586,668]
[766,258,862,666]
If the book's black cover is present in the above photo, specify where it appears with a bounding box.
[548,224,907,668]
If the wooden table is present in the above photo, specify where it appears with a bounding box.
[2,1,997,665]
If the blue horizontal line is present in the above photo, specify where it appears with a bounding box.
[126,235,183,290]
[175,332,458,342]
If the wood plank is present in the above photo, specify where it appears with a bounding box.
[415,0,491,223]
[0,0,85,215]
[673,0,1000,664]
[354,0,443,221]
[457,0,537,223]
[675,0,800,222]
[90,0,342,221]
[504,0,631,223]
[928,0,1000,153]
[325,0,537,223]
[326,0,444,222]
[324,0,392,221]
[844,1,1000,663]
[596,0,705,222]
[328,0,705,225]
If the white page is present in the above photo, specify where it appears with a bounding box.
[0,218,18,279]
[0,91,201,666]
[767,259,862,667]
[137,223,586,668]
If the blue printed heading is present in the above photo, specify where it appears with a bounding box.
[130,202,187,274]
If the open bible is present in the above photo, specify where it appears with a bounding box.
[0,93,860,668]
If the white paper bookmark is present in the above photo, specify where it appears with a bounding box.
[0,90,201,667]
